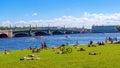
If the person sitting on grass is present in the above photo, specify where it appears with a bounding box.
[88,41,93,47]
[52,47,59,51]
[91,44,96,47]
[28,46,32,50]
[77,48,85,51]
[32,48,40,53]
[88,41,97,47]
[74,41,79,46]
[4,49,10,54]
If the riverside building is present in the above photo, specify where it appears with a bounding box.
[92,25,119,33]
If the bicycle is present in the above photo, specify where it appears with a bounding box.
[59,46,72,54]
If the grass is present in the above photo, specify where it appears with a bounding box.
[0,44,120,68]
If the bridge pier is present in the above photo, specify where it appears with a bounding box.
[0,30,13,38]
[63,31,66,34]
[48,30,52,35]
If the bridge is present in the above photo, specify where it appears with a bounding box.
[0,28,82,38]
[12,28,81,37]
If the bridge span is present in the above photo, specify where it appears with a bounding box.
[12,29,81,37]
[0,28,82,38]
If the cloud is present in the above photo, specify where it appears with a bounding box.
[32,13,38,16]
[0,21,12,26]
[1,12,120,28]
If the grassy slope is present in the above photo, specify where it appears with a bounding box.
[0,44,120,68]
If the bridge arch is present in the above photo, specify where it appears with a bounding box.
[0,34,8,38]
[52,31,64,35]
[65,31,73,34]
[73,31,80,34]
[34,31,48,36]
[13,33,30,37]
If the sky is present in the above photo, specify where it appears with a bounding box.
[0,0,120,28]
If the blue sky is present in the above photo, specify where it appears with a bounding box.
[0,0,120,28]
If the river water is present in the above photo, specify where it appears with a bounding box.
[0,33,120,51]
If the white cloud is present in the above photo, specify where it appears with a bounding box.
[1,12,120,28]
[0,20,12,26]
[32,13,38,16]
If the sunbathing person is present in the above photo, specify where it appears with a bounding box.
[56,51,63,54]
[89,52,101,55]
[20,57,40,61]
[28,54,35,57]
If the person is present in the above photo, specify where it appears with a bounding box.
[88,44,90,47]
[28,54,35,57]
[20,57,40,61]
[88,41,93,47]
[56,51,63,54]
[75,41,79,46]
[29,46,32,50]
[4,49,9,54]
[108,37,113,43]
[105,37,108,43]
[43,41,47,49]
[32,48,40,53]
[101,41,105,45]
[78,48,85,51]
[114,37,117,41]
[41,42,44,49]
[61,44,65,47]
[66,42,69,46]
[90,41,93,45]
[32,48,36,53]
[41,41,47,49]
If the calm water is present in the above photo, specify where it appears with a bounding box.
[0,33,120,51]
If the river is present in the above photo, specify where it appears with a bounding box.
[0,33,120,51]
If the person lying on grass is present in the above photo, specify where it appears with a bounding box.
[56,51,63,54]
[89,52,101,55]
[20,57,40,61]
[28,54,35,57]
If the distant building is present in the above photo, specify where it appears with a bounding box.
[92,25,119,33]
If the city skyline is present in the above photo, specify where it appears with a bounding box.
[0,0,120,28]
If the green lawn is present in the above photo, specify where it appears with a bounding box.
[0,44,120,68]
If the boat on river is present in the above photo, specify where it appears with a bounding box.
[34,36,43,39]
[65,35,70,38]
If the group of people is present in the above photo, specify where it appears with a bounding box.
[105,37,118,44]
[41,41,47,49]
[97,41,105,45]
[28,41,47,50]
[87,37,118,47]
[88,40,105,47]
[60,41,79,47]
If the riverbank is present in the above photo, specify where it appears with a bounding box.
[0,43,120,68]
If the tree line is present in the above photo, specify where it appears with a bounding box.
[0,26,42,30]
